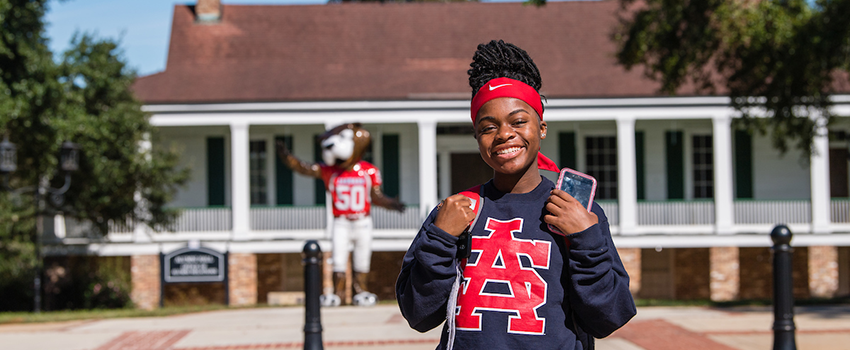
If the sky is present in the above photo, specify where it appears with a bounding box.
[44,1,328,76]
[44,0,517,77]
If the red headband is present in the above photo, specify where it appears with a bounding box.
[470,77,558,172]
[471,77,544,123]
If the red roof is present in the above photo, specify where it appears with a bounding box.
[132,1,666,104]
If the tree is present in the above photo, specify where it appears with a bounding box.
[612,0,850,155]
[0,0,189,310]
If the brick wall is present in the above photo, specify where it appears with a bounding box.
[809,245,838,298]
[739,247,810,300]
[131,255,160,310]
[367,251,406,301]
[640,248,673,299]
[739,247,771,299]
[709,246,739,301]
[228,253,257,306]
[196,0,221,18]
[618,248,641,296]
[674,248,710,300]
[257,253,306,304]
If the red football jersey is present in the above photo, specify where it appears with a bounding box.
[320,161,382,217]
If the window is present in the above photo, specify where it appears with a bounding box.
[692,135,714,199]
[250,140,268,205]
[585,136,618,200]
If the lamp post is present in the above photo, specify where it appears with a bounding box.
[0,136,80,313]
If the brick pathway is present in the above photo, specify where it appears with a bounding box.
[5,305,850,350]
[176,339,439,350]
[610,319,738,350]
[95,330,191,350]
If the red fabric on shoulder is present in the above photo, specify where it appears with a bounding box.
[459,185,482,226]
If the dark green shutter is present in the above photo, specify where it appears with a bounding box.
[275,136,294,205]
[207,137,226,206]
[734,130,753,199]
[313,134,325,205]
[382,134,400,198]
[666,131,684,199]
[636,131,645,200]
[559,132,577,170]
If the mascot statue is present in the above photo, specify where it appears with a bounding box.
[276,123,404,306]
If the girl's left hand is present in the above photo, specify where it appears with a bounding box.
[544,189,598,235]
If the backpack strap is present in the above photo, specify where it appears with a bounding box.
[447,184,483,350]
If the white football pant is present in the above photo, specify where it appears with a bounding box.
[331,216,373,273]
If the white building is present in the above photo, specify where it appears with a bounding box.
[49,0,850,308]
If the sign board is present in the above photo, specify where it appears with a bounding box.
[163,246,226,283]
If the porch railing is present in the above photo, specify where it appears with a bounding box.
[832,199,850,223]
[160,206,233,232]
[249,205,422,230]
[89,199,850,236]
[734,199,811,224]
[596,200,619,226]
[637,200,714,225]
[371,206,422,230]
[251,206,325,230]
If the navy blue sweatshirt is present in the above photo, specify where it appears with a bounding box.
[396,177,636,350]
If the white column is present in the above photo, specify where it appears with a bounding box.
[616,117,637,234]
[133,132,152,243]
[418,120,438,218]
[230,122,251,240]
[132,191,151,243]
[53,215,66,239]
[811,124,831,234]
[319,122,335,240]
[438,151,451,199]
[713,115,735,234]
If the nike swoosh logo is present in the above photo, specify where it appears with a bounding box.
[489,83,512,91]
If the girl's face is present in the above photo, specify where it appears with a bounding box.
[474,97,547,178]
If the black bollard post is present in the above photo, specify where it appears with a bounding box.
[770,225,797,350]
[303,240,324,350]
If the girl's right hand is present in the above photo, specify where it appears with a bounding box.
[433,194,476,237]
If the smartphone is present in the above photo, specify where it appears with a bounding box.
[549,168,597,235]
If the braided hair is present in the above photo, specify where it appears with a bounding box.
[468,40,543,99]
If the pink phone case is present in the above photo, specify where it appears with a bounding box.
[549,168,597,236]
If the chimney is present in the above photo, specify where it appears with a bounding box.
[196,0,221,23]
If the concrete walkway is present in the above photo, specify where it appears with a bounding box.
[1,304,849,350]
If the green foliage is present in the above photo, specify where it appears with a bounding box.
[0,0,189,310]
[613,0,850,155]
[44,257,132,310]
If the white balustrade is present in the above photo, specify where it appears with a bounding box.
[734,200,810,224]
[87,200,850,235]
[637,201,715,225]
[596,200,619,226]
[250,206,325,230]
[830,199,850,223]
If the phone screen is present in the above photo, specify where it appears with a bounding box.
[556,168,597,212]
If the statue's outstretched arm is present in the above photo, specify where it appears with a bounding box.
[276,140,321,179]
[371,186,405,212]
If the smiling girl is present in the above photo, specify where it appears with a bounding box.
[396,40,635,350]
